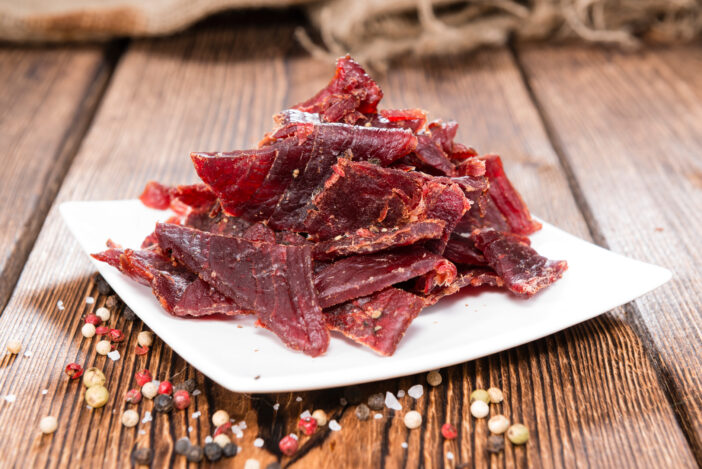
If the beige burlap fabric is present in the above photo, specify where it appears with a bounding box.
[2,0,700,67]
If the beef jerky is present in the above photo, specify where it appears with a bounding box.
[138,182,217,216]
[368,109,427,133]
[424,267,504,305]
[419,176,470,253]
[293,55,383,124]
[242,223,276,243]
[139,181,171,210]
[443,235,487,266]
[411,133,456,176]
[275,231,310,246]
[455,158,486,177]
[324,288,425,356]
[483,155,541,235]
[314,247,454,308]
[413,258,459,295]
[183,205,253,237]
[472,229,566,297]
[92,248,245,317]
[312,220,446,261]
[156,223,329,356]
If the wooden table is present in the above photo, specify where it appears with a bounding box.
[0,11,700,469]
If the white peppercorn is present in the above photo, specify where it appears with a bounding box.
[312,409,328,426]
[214,433,231,448]
[212,409,230,427]
[95,340,111,355]
[6,339,21,355]
[83,368,106,388]
[470,400,489,419]
[141,382,158,399]
[85,385,109,408]
[488,415,510,434]
[403,410,422,429]
[39,416,58,434]
[81,323,96,338]
[487,387,504,403]
[122,409,139,427]
[507,423,529,445]
[95,307,111,322]
[470,389,490,404]
[137,331,154,347]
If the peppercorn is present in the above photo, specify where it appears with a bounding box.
[39,416,58,434]
[95,340,111,355]
[131,447,153,465]
[204,442,223,462]
[154,394,173,413]
[125,388,142,404]
[404,410,422,429]
[135,369,152,387]
[95,307,111,322]
[175,437,191,455]
[487,387,504,403]
[355,404,370,421]
[81,323,96,338]
[142,382,158,399]
[105,295,118,308]
[137,331,154,348]
[298,416,318,435]
[311,409,328,426]
[95,326,109,336]
[279,435,298,456]
[186,445,204,463]
[266,463,281,469]
[488,415,510,435]
[214,423,232,437]
[506,423,529,445]
[6,339,21,355]
[85,385,109,408]
[122,409,139,427]
[135,345,149,355]
[441,423,458,439]
[212,409,230,427]
[84,314,101,326]
[83,368,106,388]
[487,435,505,453]
[175,378,196,393]
[95,274,112,295]
[470,389,490,404]
[343,385,362,405]
[427,370,442,386]
[470,400,489,419]
[214,433,231,448]
[367,393,384,410]
[108,328,124,343]
[65,363,84,380]
[123,307,137,321]
[223,442,238,458]
[173,390,191,410]
[158,380,173,395]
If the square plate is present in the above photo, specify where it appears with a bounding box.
[60,200,671,392]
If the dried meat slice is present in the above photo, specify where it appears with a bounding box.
[314,247,455,308]
[368,109,427,133]
[413,258,458,295]
[92,248,245,317]
[156,223,329,356]
[138,182,217,216]
[424,266,504,305]
[311,220,446,261]
[324,288,425,356]
[411,133,456,176]
[293,55,383,124]
[183,205,253,237]
[472,229,566,297]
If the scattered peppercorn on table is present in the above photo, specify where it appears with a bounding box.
[0,11,700,469]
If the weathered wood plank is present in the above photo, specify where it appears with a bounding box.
[0,18,695,469]
[0,44,116,312]
[517,44,702,463]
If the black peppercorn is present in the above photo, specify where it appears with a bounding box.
[174,378,197,394]
[344,385,362,405]
[95,274,112,296]
[223,443,238,458]
[204,442,223,461]
[367,393,384,411]
[186,445,204,462]
[131,447,153,465]
[487,434,505,454]
[154,394,173,413]
[105,295,119,308]
[355,403,370,421]
[175,437,191,455]
[123,307,137,321]
[266,463,282,469]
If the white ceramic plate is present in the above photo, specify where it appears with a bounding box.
[60,200,671,392]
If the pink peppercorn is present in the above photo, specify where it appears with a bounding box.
[213,422,232,437]
[279,435,298,456]
[84,314,101,326]
[441,423,458,440]
[135,345,149,355]
[135,369,152,387]
[125,388,142,404]
[173,390,191,410]
[109,328,124,343]
[95,326,109,335]
[158,381,173,395]
[298,417,318,435]
[65,363,84,380]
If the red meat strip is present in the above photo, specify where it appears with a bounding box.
[413,259,458,295]
[314,247,455,308]
[425,267,504,304]
[324,288,425,356]
[311,220,446,261]
[368,109,427,133]
[92,248,245,317]
[483,155,541,235]
[242,222,276,243]
[138,182,217,215]
[411,133,456,176]
[292,55,383,124]
[418,175,470,253]
[472,229,567,297]
[183,205,253,236]
[139,181,171,210]
[156,223,329,356]
[427,121,477,161]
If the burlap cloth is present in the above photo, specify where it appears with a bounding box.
[2,0,700,67]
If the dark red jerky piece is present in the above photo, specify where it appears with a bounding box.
[139,181,172,210]
[311,220,446,261]
[242,223,276,243]
[293,55,383,124]
[191,147,278,217]
[443,235,487,266]
[455,158,486,177]
[483,155,541,235]
[413,258,458,295]
[367,109,427,133]
[324,288,425,356]
[138,182,217,216]
[472,229,566,297]
[184,206,252,237]
[314,247,450,308]
[156,224,329,356]
[92,249,122,270]
[275,231,310,246]
[411,133,456,176]
[425,267,504,305]
[171,184,217,212]
[419,177,470,254]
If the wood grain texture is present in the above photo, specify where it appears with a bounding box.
[517,44,702,463]
[0,43,115,312]
[0,15,696,468]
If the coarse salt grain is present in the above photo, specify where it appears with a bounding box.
[107,350,120,361]
[374,413,383,420]
[401,442,408,449]
[41,389,48,395]
[4,394,16,403]
[188,426,193,432]
[139,430,146,435]
[408,384,424,399]
[328,420,341,431]
[86,405,93,410]
[86,296,94,304]
[385,392,402,411]
[23,351,32,358]
[192,411,201,419]
[253,438,264,448]
[290,433,298,440]
[447,451,454,460]
[142,411,152,423]
[205,436,213,444]
[295,396,302,402]
[273,403,280,410]
[233,425,243,438]
[57,300,65,310]
[239,420,247,429]
[300,410,311,419]
[397,390,405,398]
[244,459,260,469]
[192,390,201,396]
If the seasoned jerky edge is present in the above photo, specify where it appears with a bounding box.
[155,223,329,356]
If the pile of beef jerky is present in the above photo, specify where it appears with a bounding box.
[93,56,567,357]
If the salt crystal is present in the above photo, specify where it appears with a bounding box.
[385,392,402,411]
[188,426,193,432]
[300,410,311,419]
[23,351,32,358]
[295,396,302,402]
[139,430,146,435]
[41,389,48,395]
[86,405,93,410]
[142,411,152,423]
[238,446,242,454]
[329,419,341,431]
[289,433,298,441]
[205,436,213,444]
[408,384,424,399]
[86,296,94,304]
[239,420,247,429]
[253,438,264,448]
[192,389,201,396]
[107,350,120,361]
[244,459,260,469]
[152,380,160,387]
[374,413,383,420]
[447,451,454,460]
[4,394,16,403]
[192,411,201,419]
[233,425,243,438]
[273,403,280,411]
[401,442,408,449]
[57,300,65,310]
[397,390,405,398]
